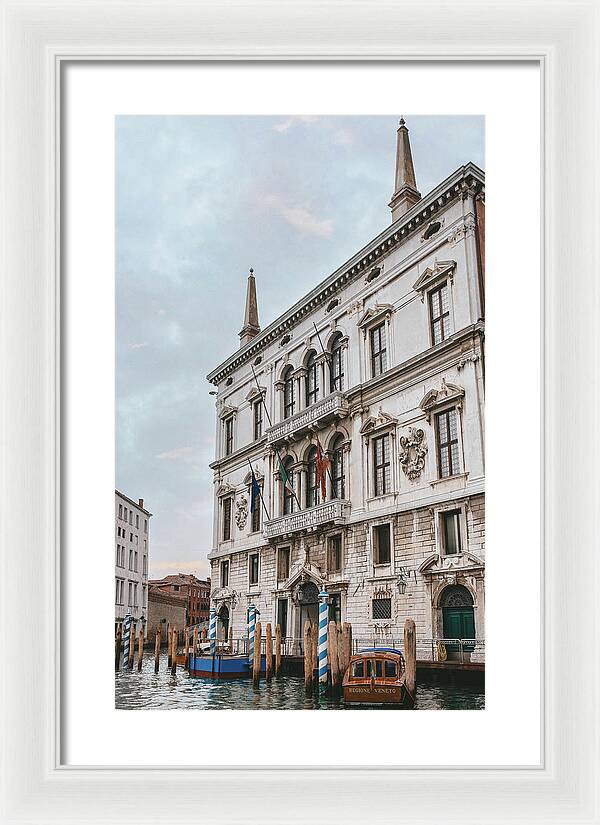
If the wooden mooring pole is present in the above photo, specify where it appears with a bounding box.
[167,627,173,669]
[115,625,122,672]
[253,621,262,688]
[265,623,273,682]
[137,625,144,671]
[275,623,282,677]
[341,622,352,677]
[154,628,161,674]
[171,628,177,677]
[404,618,417,704]
[304,621,313,695]
[128,624,136,669]
[328,621,341,695]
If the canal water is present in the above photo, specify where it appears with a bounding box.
[116,653,484,710]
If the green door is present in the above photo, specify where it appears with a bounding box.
[443,607,475,651]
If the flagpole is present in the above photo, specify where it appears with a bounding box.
[250,365,302,510]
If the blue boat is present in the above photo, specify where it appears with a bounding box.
[189,652,266,679]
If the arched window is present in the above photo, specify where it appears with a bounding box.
[331,434,346,499]
[282,457,296,515]
[305,351,319,407]
[306,446,320,508]
[283,366,295,419]
[329,333,344,392]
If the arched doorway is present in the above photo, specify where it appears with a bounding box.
[441,585,475,653]
[298,581,320,637]
[217,604,230,641]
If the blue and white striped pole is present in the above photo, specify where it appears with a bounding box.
[121,613,132,670]
[318,590,329,693]
[247,603,256,668]
[209,607,217,655]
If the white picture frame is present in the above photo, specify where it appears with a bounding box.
[1,1,598,823]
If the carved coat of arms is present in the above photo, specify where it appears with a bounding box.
[399,427,428,480]
[235,495,248,530]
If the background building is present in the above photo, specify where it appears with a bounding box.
[147,586,187,644]
[206,119,485,659]
[148,573,211,628]
[115,490,151,636]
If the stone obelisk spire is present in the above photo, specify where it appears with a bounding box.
[388,117,421,222]
[239,268,261,346]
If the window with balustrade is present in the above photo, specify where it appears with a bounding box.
[331,434,346,499]
[283,367,295,419]
[282,457,296,515]
[329,333,344,392]
[306,446,320,508]
[305,351,319,407]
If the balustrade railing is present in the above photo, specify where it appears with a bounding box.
[266,390,348,444]
[264,498,349,538]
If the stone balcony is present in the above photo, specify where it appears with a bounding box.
[266,391,349,446]
[264,499,350,539]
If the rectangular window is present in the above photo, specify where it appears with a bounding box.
[249,553,259,585]
[330,344,344,392]
[328,593,342,624]
[441,510,462,555]
[253,400,263,441]
[251,493,261,533]
[128,582,133,606]
[130,532,133,542]
[129,548,134,570]
[384,660,398,678]
[136,514,139,529]
[429,283,451,345]
[129,512,133,525]
[115,580,120,604]
[373,524,391,565]
[119,504,123,519]
[222,497,232,541]
[220,560,229,588]
[373,434,391,496]
[224,416,234,456]
[277,599,288,637]
[277,546,290,581]
[144,519,148,533]
[124,507,127,521]
[372,597,392,619]
[133,584,138,607]
[134,551,138,572]
[436,408,460,478]
[284,374,295,419]
[143,555,147,575]
[370,322,387,377]
[328,534,342,573]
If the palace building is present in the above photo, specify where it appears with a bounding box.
[206,119,485,659]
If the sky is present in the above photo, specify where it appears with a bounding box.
[116,115,484,580]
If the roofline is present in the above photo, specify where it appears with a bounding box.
[115,489,153,517]
[207,162,484,385]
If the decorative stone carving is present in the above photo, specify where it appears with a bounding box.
[399,427,428,480]
[235,495,248,530]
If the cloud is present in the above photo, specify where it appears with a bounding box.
[333,128,355,146]
[156,446,196,461]
[272,115,319,133]
[263,193,334,238]
[130,341,148,350]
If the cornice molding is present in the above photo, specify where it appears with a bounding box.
[207,164,485,385]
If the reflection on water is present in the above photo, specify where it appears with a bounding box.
[115,654,484,710]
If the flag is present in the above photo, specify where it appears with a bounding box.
[249,466,261,513]
[277,454,295,495]
[316,438,331,501]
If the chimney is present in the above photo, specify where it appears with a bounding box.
[388,117,421,221]
[239,268,261,346]
[138,498,144,509]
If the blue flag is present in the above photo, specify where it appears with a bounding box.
[250,467,261,513]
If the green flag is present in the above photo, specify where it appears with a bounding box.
[277,455,295,494]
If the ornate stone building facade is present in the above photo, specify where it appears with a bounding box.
[115,490,151,637]
[206,120,485,659]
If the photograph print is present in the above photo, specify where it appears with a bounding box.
[114,114,485,710]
